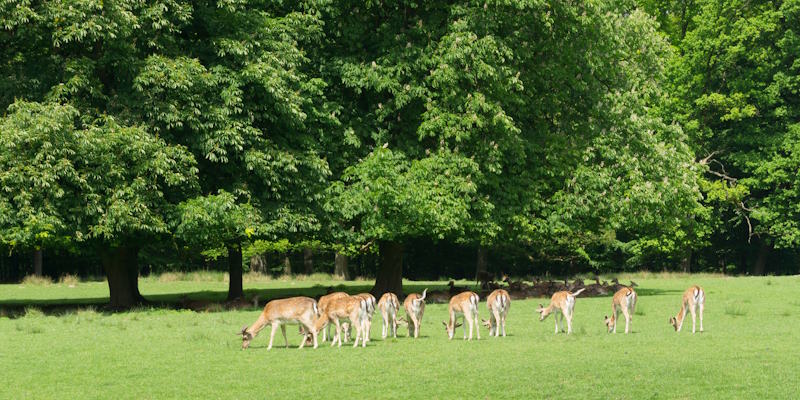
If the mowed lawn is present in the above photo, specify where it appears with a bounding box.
[1,274,799,399]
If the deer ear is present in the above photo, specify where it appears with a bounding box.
[240,325,248,334]
[441,321,447,327]
[455,322,463,328]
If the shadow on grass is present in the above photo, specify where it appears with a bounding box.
[0,282,449,317]
[0,283,680,317]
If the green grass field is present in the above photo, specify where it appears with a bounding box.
[1,274,798,399]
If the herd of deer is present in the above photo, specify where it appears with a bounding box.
[239,284,706,350]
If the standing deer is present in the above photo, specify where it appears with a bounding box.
[536,288,586,334]
[403,288,427,338]
[240,296,319,350]
[353,293,377,342]
[378,292,401,339]
[604,287,637,333]
[442,291,481,340]
[670,285,705,333]
[482,289,510,337]
[313,295,369,348]
[317,291,350,342]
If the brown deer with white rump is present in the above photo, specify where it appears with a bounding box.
[378,292,401,339]
[240,296,319,350]
[536,288,586,334]
[482,289,510,337]
[403,288,427,338]
[670,285,705,333]
[353,293,377,342]
[604,287,637,333]
[442,291,481,340]
[313,295,369,347]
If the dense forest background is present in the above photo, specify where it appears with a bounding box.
[1,0,798,305]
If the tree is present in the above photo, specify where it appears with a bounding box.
[174,191,260,300]
[665,0,800,272]
[326,148,482,295]
[0,101,198,307]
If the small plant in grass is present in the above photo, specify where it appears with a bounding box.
[725,304,747,317]
[780,310,791,317]
[21,275,53,286]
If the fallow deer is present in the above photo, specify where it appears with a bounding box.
[442,291,481,340]
[481,289,510,337]
[670,285,705,333]
[313,295,369,348]
[317,291,350,342]
[354,293,377,342]
[536,288,586,334]
[403,288,427,338]
[240,296,319,350]
[604,287,637,333]
[378,292,401,339]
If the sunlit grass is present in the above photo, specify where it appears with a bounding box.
[1,274,799,399]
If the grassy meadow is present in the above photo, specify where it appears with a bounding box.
[1,273,798,399]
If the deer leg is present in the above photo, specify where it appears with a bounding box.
[554,313,560,334]
[281,324,288,348]
[566,310,573,334]
[267,322,279,350]
[699,303,704,332]
[381,310,388,339]
[690,305,697,333]
[501,312,507,337]
[621,308,630,334]
[493,309,501,337]
[475,310,480,340]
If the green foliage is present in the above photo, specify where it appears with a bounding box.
[174,190,260,249]
[0,101,198,249]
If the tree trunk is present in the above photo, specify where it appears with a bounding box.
[681,249,692,273]
[753,242,770,275]
[283,254,292,275]
[334,252,350,280]
[303,248,314,274]
[371,241,403,297]
[475,246,487,281]
[227,243,243,300]
[33,249,43,276]
[101,246,144,308]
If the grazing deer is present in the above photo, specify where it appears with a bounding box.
[378,292,401,339]
[403,288,427,338]
[482,289,510,337]
[604,287,637,333]
[354,293,377,342]
[442,291,481,340]
[536,288,586,334]
[240,296,319,350]
[670,285,705,333]
[317,291,350,342]
[313,295,369,348]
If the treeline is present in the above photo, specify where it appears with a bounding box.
[1,0,798,306]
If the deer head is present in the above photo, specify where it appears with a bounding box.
[604,315,615,332]
[240,325,253,349]
[442,320,463,339]
[535,304,551,321]
[669,316,679,331]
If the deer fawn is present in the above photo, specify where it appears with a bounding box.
[670,285,705,333]
[604,287,637,333]
[378,292,401,339]
[442,291,481,340]
[313,295,369,348]
[536,288,586,334]
[240,296,319,350]
[482,289,510,337]
[403,288,427,338]
[317,292,350,342]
